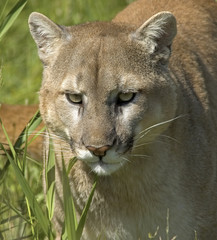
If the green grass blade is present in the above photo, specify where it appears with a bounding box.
[45,137,56,220]
[0,119,16,159]
[67,157,77,175]
[21,123,29,173]
[27,126,45,147]
[0,111,42,176]
[0,159,10,183]
[0,0,9,22]
[0,144,53,239]
[76,177,97,239]
[47,137,55,174]
[46,181,55,220]
[62,157,77,240]
[1,200,30,224]
[14,110,42,150]
[0,0,28,41]
[25,196,36,238]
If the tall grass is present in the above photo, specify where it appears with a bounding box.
[0,112,97,239]
[0,113,49,239]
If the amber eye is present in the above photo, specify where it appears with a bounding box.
[118,92,135,104]
[66,93,82,104]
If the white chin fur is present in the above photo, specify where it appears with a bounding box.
[76,148,126,175]
[88,162,123,176]
[76,148,93,160]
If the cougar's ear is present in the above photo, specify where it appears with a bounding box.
[131,11,177,63]
[28,12,70,64]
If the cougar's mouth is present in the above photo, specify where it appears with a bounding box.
[73,145,129,175]
[70,137,134,175]
[86,157,126,176]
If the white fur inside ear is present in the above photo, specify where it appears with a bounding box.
[141,13,172,39]
[131,11,177,54]
[30,14,56,37]
[28,12,66,62]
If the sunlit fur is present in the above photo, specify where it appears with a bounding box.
[28,0,217,239]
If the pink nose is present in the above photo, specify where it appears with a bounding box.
[86,145,112,157]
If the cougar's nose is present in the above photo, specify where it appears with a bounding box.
[86,145,112,157]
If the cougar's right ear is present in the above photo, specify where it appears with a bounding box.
[28,12,70,64]
[130,11,177,64]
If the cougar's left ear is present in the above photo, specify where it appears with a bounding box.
[28,12,70,65]
[131,11,177,63]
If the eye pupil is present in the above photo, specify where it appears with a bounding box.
[118,92,135,104]
[66,93,82,104]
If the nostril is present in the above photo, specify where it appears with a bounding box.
[86,146,97,153]
[86,145,112,157]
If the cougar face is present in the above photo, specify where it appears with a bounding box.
[30,15,177,175]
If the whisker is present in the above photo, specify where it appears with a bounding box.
[23,132,72,150]
[25,132,66,141]
[119,161,125,168]
[24,130,65,138]
[134,137,174,149]
[88,166,95,175]
[135,130,151,141]
[134,134,180,149]
[51,147,72,153]
[157,134,181,144]
[55,155,71,158]
[121,157,131,163]
[130,154,151,158]
[136,114,186,138]
[133,142,152,148]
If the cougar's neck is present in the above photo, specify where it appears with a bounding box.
[68,139,180,212]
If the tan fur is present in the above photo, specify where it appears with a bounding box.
[28,0,217,239]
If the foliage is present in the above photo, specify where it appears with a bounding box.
[0,111,97,239]
[0,112,50,239]
[0,0,27,41]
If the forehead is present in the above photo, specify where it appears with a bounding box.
[50,23,151,95]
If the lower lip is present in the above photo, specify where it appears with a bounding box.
[87,160,124,175]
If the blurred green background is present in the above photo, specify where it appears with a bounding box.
[0,0,133,105]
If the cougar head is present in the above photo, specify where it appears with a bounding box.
[29,11,177,175]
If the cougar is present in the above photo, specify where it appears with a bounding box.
[29,0,217,239]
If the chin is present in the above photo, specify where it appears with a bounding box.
[87,161,124,176]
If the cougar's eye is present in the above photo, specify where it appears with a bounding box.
[118,92,136,104]
[66,93,82,104]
